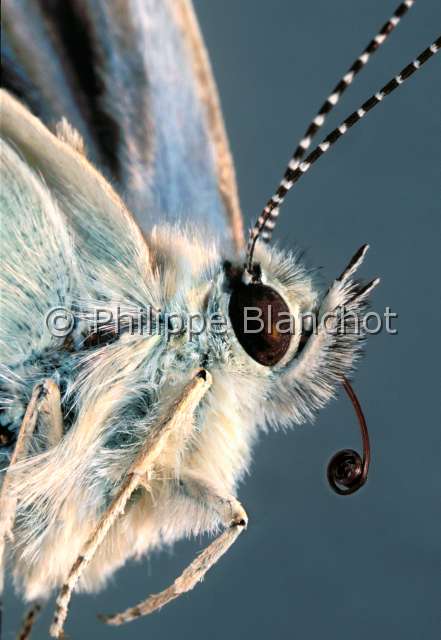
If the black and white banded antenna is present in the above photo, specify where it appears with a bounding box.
[246,36,441,275]
[249,0,415,247]
[291,0,415,164]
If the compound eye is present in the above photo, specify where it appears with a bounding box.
[228,282,292,366]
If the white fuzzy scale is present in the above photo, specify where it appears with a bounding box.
[0,92,376,603]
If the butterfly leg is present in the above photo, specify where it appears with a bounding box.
[100,473,248,626]
[50,369,212,639]
[16,601,43,640]
[34,379,63,448]
[0,379,63,594]
[0,380,61,640]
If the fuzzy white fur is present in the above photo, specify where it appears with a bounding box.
[0,91,376,603]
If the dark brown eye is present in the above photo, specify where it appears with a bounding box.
[228,282,292,366]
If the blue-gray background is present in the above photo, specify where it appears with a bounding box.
[4,1,440,638]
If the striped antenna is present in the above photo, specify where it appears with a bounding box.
[289,2,415,174]
[246,36,441,274]
[246,1,415,269]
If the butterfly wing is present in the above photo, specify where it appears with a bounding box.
[1,0,244,252]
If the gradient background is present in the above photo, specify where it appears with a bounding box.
[3,1,441,638]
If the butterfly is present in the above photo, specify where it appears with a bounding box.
[0,1,439,638]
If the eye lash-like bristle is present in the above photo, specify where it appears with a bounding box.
[246,34,441,272]
[350,277,381,302]
[338,244,370,283]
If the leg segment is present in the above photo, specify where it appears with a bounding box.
[50,369,212,639]
[16,602,42,640]
[100,473,248,626]
[36,379,63,448]
[0,380,63,594]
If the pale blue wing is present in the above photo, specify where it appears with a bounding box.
[1,0,243,251]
